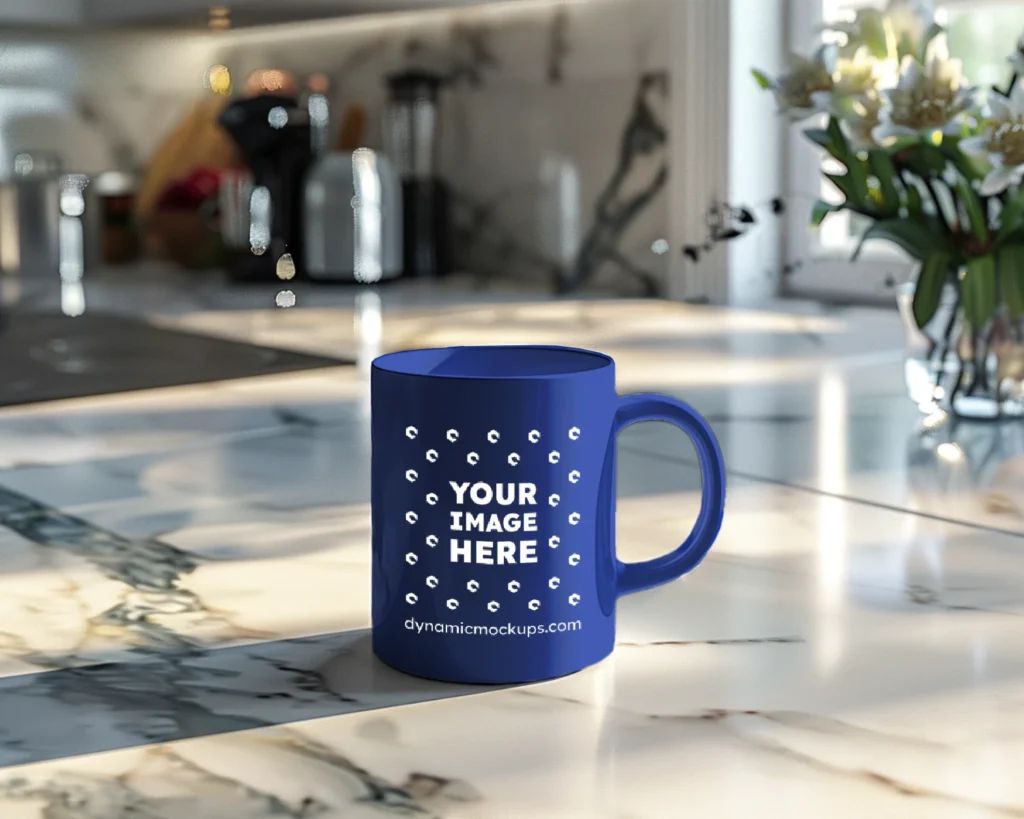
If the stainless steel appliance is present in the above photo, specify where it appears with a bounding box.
[218,168,253,253]
[0,151,63,277]
[218,95,314,281]
[304,149,403,283]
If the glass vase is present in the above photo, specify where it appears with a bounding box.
[897,281,1024,420]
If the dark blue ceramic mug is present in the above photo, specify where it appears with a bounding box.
[370,345,726,684]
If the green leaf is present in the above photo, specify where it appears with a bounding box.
[860,10,889,59]
[846,156,871,207]
[955,177,989,248]
[852,218,945,262]
[941,140,983,181]
[810,200,841,228]
[825,169,871,210]
[805,119,853,164]
[913,143,949,175]
[962,254,997,329]
[897,33,920,62]
[905,184,924,219]
[901,142,948,181]
[920,23,944,62]
[869,149,899,212]
[998,244,1024,318]
[887,134,922,154]
[998,189,1024,243]
[826,116,851,162]
[913,250,951,329]
[751,69,773,90]
[803,128,830,150]
[825,172,858,204]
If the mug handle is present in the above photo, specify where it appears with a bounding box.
[613,393,727,596]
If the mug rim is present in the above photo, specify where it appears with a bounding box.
[372,344,613,381]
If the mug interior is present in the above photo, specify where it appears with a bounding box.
[373,345,612,379]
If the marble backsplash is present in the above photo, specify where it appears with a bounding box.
[0,0,671,295]
[211,0,672,294]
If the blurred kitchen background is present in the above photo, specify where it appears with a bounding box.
[0,0,690,310]
[0,0,1016,348]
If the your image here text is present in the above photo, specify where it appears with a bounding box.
[448,481,541,564]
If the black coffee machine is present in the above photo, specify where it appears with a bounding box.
[218,94,313,282]
[384,71,451,278]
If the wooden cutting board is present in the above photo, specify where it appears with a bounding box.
[336,102,367,152]
[136,96,240,219]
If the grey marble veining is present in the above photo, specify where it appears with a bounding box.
[0,629,513,770]
[0,728,474,817]
[0,479,519,770]
[0,484,216,657]
[1,285,1024,814]
[566,71,669,296]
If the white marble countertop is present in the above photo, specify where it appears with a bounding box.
[0,272,1021,817]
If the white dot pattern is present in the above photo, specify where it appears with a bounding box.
[401,423,585,614]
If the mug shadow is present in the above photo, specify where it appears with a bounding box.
[0,629,517,770]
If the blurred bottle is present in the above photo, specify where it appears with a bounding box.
[93,171,139,265]
[383,71,451,279]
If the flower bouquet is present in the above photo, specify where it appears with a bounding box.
[753,0,1024,417]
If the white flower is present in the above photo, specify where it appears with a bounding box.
[871,55,975,145]
[841,92,885,149]
[828,0,936,62]
[885,0,937,56]
[807,50,887,148]
[960,82,1024,195]
[760,44,839,121]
